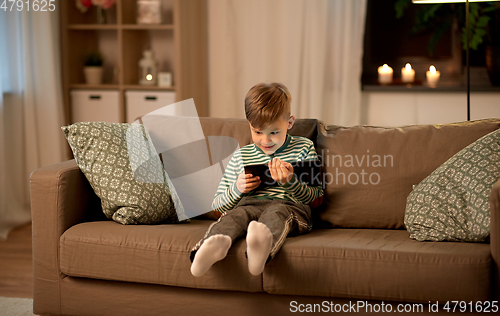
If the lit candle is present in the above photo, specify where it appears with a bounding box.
[401,63,415,83]
[426,65,440,88]
[378,64,393,84]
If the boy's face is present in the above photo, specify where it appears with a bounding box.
[249,116,295,155]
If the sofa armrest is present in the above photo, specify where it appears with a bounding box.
[490,178,500,300]
[30,159,101,314]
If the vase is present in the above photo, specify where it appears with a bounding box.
[84,67,103,85]
[95,6,106,24]
[486,46,500,86]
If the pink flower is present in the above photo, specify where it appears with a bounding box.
[91,0,115,9]
[91,0,106,6]
[75,0,92,12]
[76,0,115,13]
[102,0,116,10]
[80,0,92,8]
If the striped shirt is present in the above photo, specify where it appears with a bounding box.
[212,134,324,214]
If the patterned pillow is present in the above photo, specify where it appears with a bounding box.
[62,122,188,225]
[404,128,500,242]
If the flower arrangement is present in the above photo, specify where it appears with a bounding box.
[76,0,116,13]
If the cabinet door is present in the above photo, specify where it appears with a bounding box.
[71,90,120,123]
[125,90,177,122]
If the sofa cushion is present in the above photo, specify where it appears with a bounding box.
[263,228,491,303]
[405,128,500,242]
[59,220,263,293]
[316,119,500,229]
[62,122,188,225]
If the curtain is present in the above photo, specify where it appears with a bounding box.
[0,9,66,240]
[207,0,367,126]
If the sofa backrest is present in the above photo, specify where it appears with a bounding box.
[199,117,319,146]
[316,119,500,229]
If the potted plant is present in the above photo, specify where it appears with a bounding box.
[83,52,104,85]
[395,0,500,85]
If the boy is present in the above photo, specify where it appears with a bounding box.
[190,82,324,277]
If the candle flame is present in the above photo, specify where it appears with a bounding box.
[405,63,411,71]
[429,66,436,74]
[382,64,389,72]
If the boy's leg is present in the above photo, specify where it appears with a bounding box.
[190,198,262,276]
[246,221,273,275]
[248,200,312,272]
[190,234,231,277]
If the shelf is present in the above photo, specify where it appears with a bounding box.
[362,84,500,92]
[123,85,175,91]
[60,0,208,136]
[68,24,119,30]
[70,84,120,90]
[70,84,176,91]
[362,70,500,92]
[121,24,174,30]
[68,24,174,30]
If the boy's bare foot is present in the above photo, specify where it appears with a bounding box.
[190,234,231,277]
[246,221,273,276]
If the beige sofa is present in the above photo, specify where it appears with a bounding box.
[31,118,500,315]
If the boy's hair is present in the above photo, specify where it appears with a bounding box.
[244,83,291,129]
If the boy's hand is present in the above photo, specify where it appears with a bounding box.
[236,173,261,193]
[269,158,294,185]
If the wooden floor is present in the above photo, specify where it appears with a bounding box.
[0,223,33,298]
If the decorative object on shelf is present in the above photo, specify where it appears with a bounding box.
[426,65,440,87]
[158,72,173,87]
[378,64,393,84]
[137,0,162,25]
[401,63,415,83]
[83,52,104,85]
[75,0,116,24]
[139,50,158,85]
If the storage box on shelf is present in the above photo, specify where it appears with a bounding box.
[125,90,176,123]
[71,90,120,123]
[60,0,207,138]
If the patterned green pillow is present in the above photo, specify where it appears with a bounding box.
[405,128,500,242]
[62,122,188,225]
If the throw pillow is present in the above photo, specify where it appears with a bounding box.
[404,128,500,242]
[62,122,188,225]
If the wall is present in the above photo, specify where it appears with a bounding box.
[361,92,500,127]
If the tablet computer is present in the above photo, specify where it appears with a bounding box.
[244,159,323,189]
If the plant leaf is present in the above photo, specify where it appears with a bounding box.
[395,0,411,19]
[477,16,490,28]
[428,19,452,56]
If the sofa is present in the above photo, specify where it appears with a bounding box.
[31,117,500,316]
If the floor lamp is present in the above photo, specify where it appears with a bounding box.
[412,0,496,121]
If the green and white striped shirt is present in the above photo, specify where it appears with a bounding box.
[212,134,324,214]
